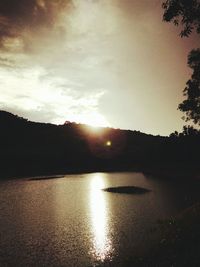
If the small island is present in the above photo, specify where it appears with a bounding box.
[102,186,151,194]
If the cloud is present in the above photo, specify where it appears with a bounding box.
[0,102,59,123]
[0,65,107,125]
[0,0,198,134]
[0,0,71,52]
[0,56,15,68]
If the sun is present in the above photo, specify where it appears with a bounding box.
[63,112,110,130]
[82,112,110,128]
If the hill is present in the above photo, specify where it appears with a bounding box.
[0,110,199,179]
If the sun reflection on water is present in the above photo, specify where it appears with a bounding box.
[89,174,113,262]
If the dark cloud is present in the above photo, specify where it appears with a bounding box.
[0,0,71,51]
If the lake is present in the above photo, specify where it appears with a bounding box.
[0,172,200,266]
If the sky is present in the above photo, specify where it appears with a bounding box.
[0,0,199,136]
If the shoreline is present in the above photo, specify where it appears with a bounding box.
[1,163,200,181]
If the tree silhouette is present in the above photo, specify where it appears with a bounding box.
[162,0,200,126]
[179,49,200,124]
[162,0,200,37]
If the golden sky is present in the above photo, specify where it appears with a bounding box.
[0,0,199,135]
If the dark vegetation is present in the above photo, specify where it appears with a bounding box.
[163,0,200,126]
[0,110,200,179]
[121,203,200,267]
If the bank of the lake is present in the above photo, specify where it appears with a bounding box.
[124,202,200,267]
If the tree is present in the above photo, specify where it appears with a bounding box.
[178,49,200,124]
[162,0,200,125]
[162,0,200,37]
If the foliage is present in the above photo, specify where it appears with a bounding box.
[170,125,200,137]
[162,0,200,37]
[178,49,200,124]
[162,0,200,125]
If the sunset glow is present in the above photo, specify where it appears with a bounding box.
[82,113,109,128]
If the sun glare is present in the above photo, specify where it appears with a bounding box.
[84,113,110,133]
[85,113,109,128]
[67,112,110,129]
[89,174,113,261]
[105,140,112,146]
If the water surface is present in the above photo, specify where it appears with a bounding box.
[0,172,199,266]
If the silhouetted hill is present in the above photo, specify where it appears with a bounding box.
[0,110,200,179]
